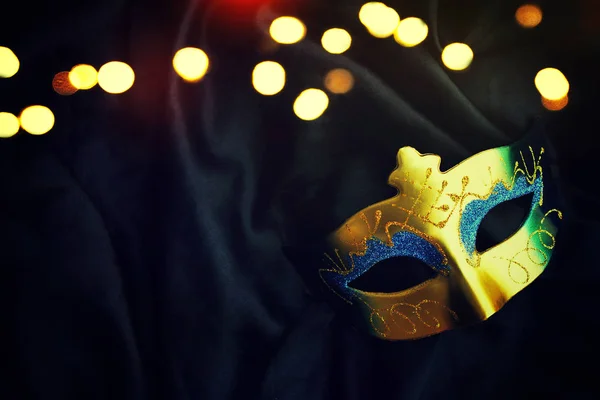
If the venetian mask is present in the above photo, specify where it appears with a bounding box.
[316,134,562,340]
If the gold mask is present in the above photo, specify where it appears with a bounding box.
[318,136,562,340]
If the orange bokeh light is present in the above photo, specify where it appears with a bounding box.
[324,69,355,94]
[52,71,78,95]
[516,4,542,28]
[541,95,568,111]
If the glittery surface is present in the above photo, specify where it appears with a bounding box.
[329,231,448,297]
[459,175,542,255]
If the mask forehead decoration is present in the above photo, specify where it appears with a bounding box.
[319,137,562,340]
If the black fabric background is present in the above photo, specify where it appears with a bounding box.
[1,0,599,399]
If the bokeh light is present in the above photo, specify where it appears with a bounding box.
[269,16,306,44]
[441,43,473,71]
[252,61,286,95]
[98,61,135,94]
[394,17,429,47]
[293,89,329,121]
[324,69,355,94]
[53,71,78,95]
[359,2,400,38]
[19,106,55,135]
[69,64,98,90]
[535,67,569,100]
[541,95,568,111]
[359,2,387,27]
[321,28,352,54]
[173,47,210,82]
[0,112,20,138]
[0,47,19,78]
[516,4,542,28]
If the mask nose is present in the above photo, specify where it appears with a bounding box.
[453,256,508,321]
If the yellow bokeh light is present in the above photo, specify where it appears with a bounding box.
[69,64,98,90]
[269,16,306,45]
[359,2,386,26]
[324,68,355,94]
[252,61,286,96]
[534,67,569,101]
[0,112,20,138]
[321,28,352,54]
[0,47,19,78]
[394,17,429,47]
[541,95,568,111]
[173,47,210,82]
[516,4,542,28]
[98,61,135,94]
[359,2,400,38]
[293,89,329,121]
[19,106,55,136]
[441,43,474,71]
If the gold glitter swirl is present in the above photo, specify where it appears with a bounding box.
[370,309,392,338]
[390,304,418,335]
[498,255,531,284]
[364,297,458,337]
[495,201,562,284]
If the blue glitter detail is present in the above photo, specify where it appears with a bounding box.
[459,175,542,255]
[327,231,447,296]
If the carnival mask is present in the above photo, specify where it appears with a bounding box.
[302,133,562,340]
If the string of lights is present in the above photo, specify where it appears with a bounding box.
[0,1,571,139]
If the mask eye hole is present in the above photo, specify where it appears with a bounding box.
[348,256,438,293]
[475,192,534,253]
